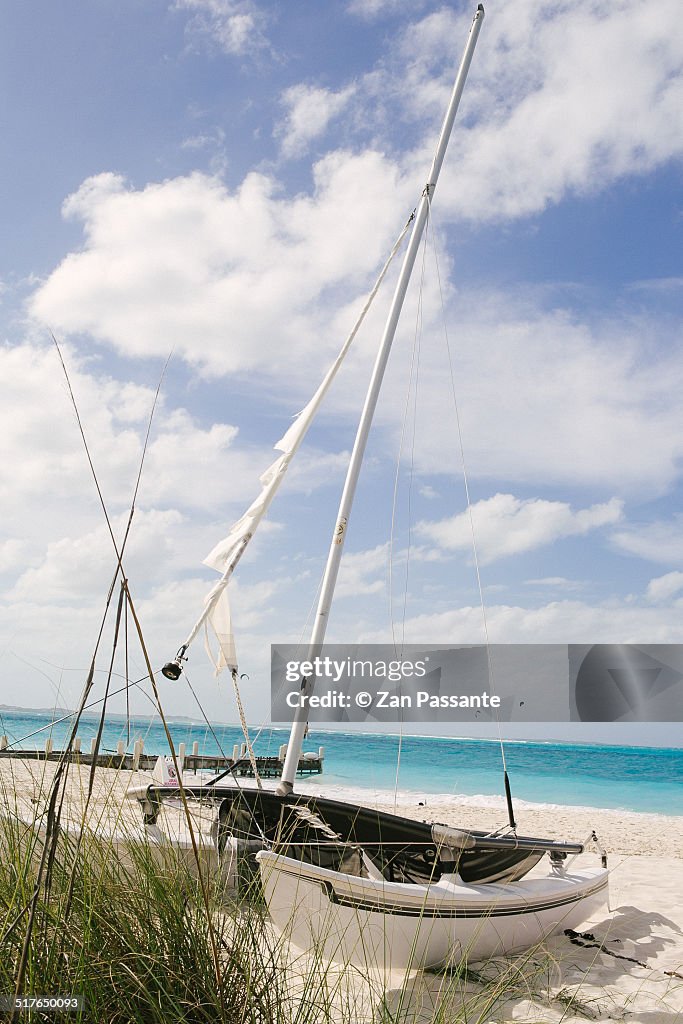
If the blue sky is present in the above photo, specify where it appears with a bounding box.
[1,0,682,746]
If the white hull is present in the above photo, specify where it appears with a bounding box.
[257,850,608,970]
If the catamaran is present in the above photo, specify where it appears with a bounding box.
[139,3,609,970]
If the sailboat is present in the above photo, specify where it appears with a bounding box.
[140,3,609,970]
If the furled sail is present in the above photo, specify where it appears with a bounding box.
[175,216,413,676]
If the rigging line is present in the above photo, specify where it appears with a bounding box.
[210,556,326,772]
[87,579,127,800]
[294,565,326,741]
[180,669,231,762]
[388,217,429,655]
[51,334,120,568]
[425,194,514,806]
[390,210,432,809]
[125,588,130,745]
[181,660,266,789]
[5,675,162,750]
[178,652,274,790]
[401,209,429,652]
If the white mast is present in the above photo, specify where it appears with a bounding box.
[278,4,485,795]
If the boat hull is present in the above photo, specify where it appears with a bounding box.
[257,850,609,970]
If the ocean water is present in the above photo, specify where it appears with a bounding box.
[1,707,682,816]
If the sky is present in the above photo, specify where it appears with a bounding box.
[1,0,682,748]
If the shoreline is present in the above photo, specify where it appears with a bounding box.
[297,775,683,821]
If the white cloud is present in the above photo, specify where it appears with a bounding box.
[0,539,27,574]
[328,2,683,223]
[0,342,273,528]
[646,571,683,604]
[27,165,683,497]
[360,598,683,646]
[9,509,184,604]
[629,277,683,296]
[524,577,585,592]
[347,0,426,18]
[390,0,683,221]
[614,517,683,566]
[336,543,388,599]
[25,0,683,503]
[29,161,410,381]
[377,293,683,494]
[417,494,623,565]
[277,84,356,159]
[0,340,352,642]
[175,0,271,58]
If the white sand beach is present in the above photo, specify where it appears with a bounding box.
[2,756,681,1022]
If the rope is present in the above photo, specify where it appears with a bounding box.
[230,669,263,790]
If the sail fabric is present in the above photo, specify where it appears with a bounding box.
[187,215,413,673]
[203,214,413,579]
[204,378,341,574]
[203,579,238,675]
[203,450,289,573]
[197,378,342,676]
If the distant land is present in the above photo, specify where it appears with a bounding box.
[0,705,201,725]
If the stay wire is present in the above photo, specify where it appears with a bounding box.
[425,194,514,812]
[388,207,431,809]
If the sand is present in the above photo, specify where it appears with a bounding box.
[1,756,682,1022]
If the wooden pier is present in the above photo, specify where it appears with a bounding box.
[0,735,324,778]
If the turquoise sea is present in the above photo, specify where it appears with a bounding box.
[1,707,682,816]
